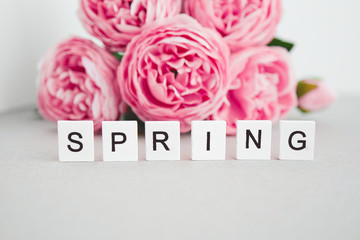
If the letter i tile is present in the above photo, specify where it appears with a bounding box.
[191,121,226,160]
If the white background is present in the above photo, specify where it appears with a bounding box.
[0,0,359,113]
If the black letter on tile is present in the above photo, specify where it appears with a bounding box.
[246,130,262,149]
[206,132,211,151]
[112,132,127,152]
[153,131,170,151]
[68,132,83,152]
[289,131,306,150]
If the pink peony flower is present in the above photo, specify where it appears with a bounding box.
[78,0,182,52]
[211,46,297,135]
[297,79,337,112]
[117,14,230,132]
[37,37,122,131]
[184,0,282,52]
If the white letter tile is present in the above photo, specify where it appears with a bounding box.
[58,121,94,162]
[145,121,180,161]
[236,120,272,160]
[191,121,226,160]
[102,121,138,161]
[279,121,316,160]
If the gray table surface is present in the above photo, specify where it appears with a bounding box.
[0,96,359,240]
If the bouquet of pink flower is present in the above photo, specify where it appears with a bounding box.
[37,0,336,134]
[37,37,123,131]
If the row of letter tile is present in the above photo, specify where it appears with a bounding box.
[58,120,315,162]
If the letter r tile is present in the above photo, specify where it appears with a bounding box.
[145,121,180,161]
[57,121,94,162]
[279,121,316,160]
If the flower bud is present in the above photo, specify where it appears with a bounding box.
[297,79,337,113]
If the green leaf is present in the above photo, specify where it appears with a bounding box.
[33,108,43,120]
[112,52,124,62]
[121,107,145,134]
[268,38,295,52]
[296,81,318,98]
[297,106,311,114]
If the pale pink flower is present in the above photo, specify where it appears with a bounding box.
[78,0,182,52]
[297,79,337,112]
[184,0,282,52]
[117,14,230,132]
[211,46,297,135]
[37,37,122,131]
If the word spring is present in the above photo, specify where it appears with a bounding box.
[58,120,315,162]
